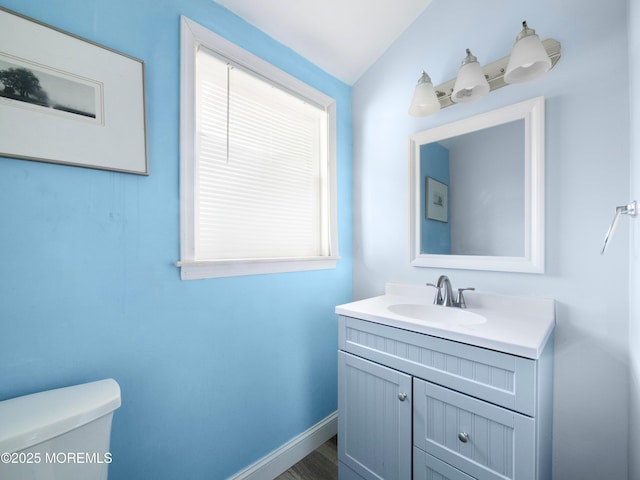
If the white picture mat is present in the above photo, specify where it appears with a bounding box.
[0,8,147,174]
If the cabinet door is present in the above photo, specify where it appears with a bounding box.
[414,378,535,480]
[338,351,412,480]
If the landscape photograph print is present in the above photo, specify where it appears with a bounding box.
[0,55,100,121]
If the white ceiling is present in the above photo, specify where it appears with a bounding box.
[214,0,433,85]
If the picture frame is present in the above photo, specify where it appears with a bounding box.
[425,176,448,222]
[0,7,148,175]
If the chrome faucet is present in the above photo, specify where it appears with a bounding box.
[436,275,454,306]
[427,275,475,308]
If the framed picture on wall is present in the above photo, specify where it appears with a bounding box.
[0,7,148,174]
[425,176,448,222]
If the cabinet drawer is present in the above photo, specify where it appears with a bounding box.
[414,378,535,480]
[413,448,475,480]
[339,316,536,415]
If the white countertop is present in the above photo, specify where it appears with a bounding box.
[335,283,555,359]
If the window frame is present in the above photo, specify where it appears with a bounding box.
[178,16,339,280]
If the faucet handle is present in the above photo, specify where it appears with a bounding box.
[426,282,443,305]
[456,288,475,308]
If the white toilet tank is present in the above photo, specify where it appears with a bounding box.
[0,378,121,480]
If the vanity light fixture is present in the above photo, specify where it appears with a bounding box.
[504,21,552,83]
[408,20,561,116]
[451,49,490,103]
[408,70,441,116]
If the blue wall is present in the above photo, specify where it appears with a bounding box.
[420,143,450,254]
[0,1,352,478]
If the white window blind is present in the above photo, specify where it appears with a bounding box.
[195,49,329,261]
[178,17,338,280]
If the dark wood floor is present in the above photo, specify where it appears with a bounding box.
[274,436,338,480]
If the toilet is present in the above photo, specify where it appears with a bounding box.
[0,378,121,480]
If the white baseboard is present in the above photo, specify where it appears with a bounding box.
[227,411,338,480]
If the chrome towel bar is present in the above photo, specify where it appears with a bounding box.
[601,201,637,254]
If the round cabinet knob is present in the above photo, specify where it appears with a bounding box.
[398,393,407,401]
[458,432,469,443]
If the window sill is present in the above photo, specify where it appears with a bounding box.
[176,256,339,280]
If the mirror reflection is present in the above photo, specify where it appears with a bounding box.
[420,119,524,256]
[409,97,545,273]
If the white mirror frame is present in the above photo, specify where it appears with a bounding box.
[409,96,545,273]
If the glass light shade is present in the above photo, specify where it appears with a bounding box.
[409,71,441,117]
[451,50,489,103]
[504,23,552,84]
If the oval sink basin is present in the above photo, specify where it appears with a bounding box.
[386,303,486,325]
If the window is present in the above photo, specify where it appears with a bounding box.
[178,17,338,280]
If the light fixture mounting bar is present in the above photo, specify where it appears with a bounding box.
[434,38,561,109]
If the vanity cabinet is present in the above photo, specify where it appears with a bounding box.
[337,315,553,480]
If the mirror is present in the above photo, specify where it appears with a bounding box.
[409,97,545,273]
